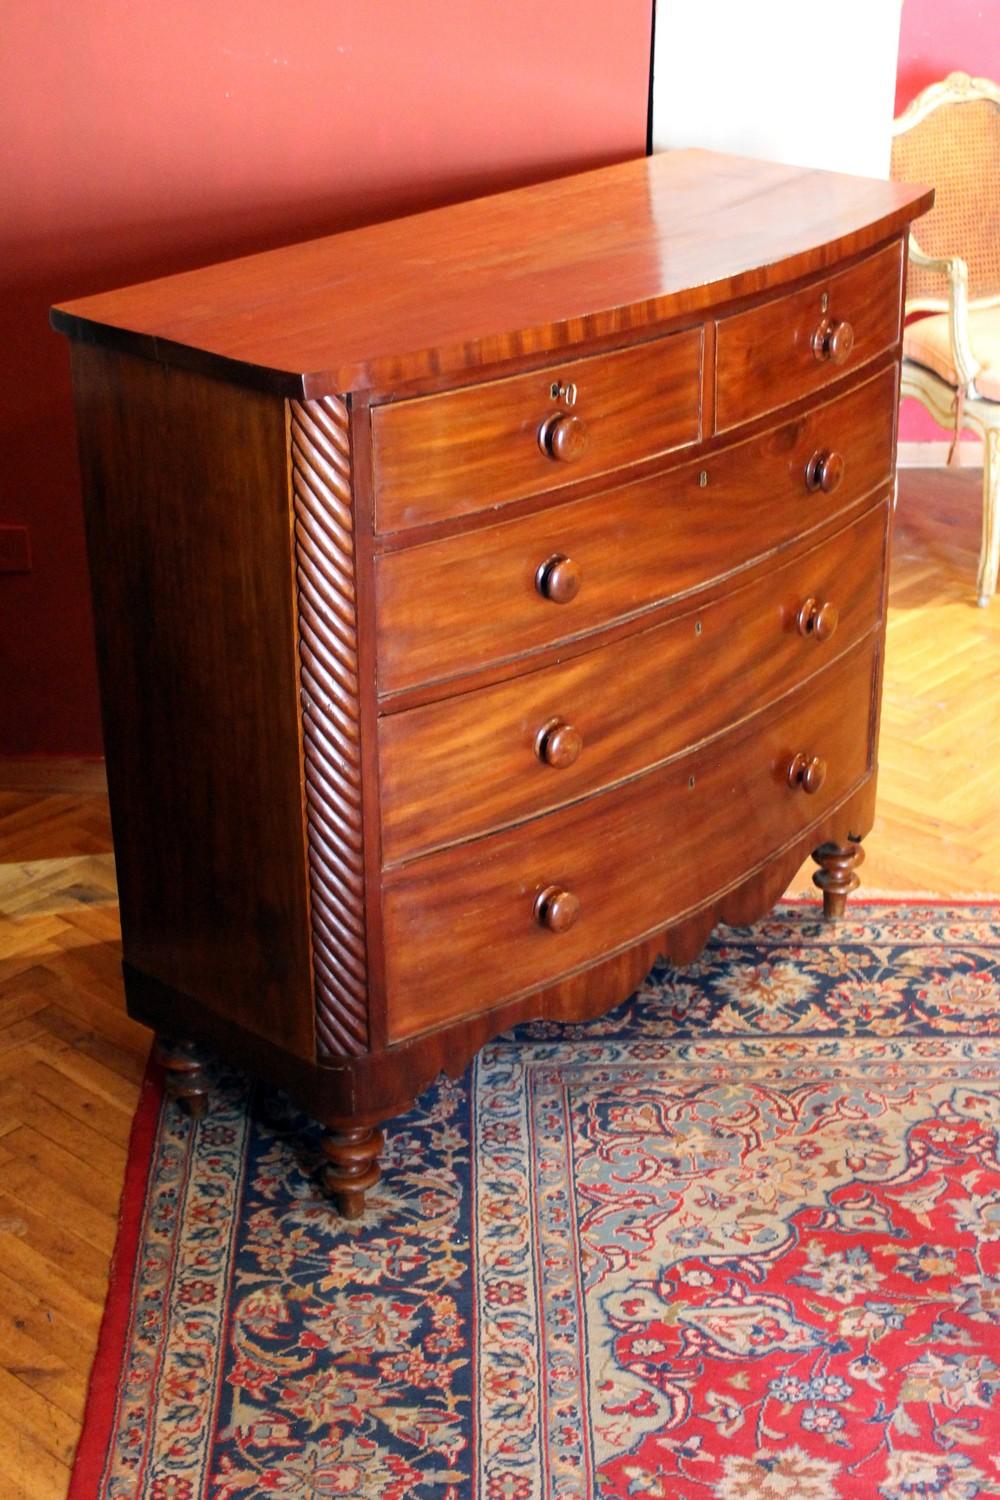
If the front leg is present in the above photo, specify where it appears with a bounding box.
[320,1122,384,1219]
[156,1036,211,1118]
[811,838,865,921]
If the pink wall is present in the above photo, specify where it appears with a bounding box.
[896,0,1000,443]
[0,3,652,755]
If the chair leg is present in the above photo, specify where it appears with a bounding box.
[977,427,1000,607]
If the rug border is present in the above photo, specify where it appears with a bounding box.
[68,1048,164,1500]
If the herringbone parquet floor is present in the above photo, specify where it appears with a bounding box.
[0,469,997,1498]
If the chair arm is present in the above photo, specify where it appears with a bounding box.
[907,235,981,389]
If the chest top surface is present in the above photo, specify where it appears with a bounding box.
[51,149,932,399]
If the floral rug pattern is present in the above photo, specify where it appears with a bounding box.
[85,905,1000,1499]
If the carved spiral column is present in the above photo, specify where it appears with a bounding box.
[289,397,369,1059]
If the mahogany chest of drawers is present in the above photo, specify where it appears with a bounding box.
[53,150,931,1215]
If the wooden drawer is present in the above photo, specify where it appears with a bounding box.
[375,362,896,695]
[371,329,703,532]
[382,635,877,1040]
[715,241,903,431]
[378,501,887,865]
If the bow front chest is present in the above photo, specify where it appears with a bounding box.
[53,150,932,1214]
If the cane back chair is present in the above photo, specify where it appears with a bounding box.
[891,70,1000,605]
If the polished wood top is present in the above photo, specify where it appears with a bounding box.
[51,150,932,398]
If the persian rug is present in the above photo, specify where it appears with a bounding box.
[70,902,1000,1500]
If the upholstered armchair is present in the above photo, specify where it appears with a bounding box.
[891,71,1000,606]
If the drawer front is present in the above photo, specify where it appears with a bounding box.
[371,329,703,533]
[715,240,903,431]
[382,635,878,1041]
[378,502,887,866]
[375,363,896,696]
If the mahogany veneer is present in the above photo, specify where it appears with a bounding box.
[372,328,705,530]
[374,365,898,695]
[53,150,931,1216]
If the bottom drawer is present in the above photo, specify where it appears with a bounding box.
[382,635,878,1041]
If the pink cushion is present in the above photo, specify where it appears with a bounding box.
[903,306,1000,401]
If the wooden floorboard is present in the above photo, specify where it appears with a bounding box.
[0,467,997,1496]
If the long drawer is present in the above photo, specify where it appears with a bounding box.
[715,240,903,430]
[375,363,896,695]
[371,328,703,532]
[378,501,888,865]
[382,634,878,1040]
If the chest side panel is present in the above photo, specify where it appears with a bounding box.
[70,344,317,1059]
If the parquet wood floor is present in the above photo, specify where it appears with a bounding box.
[0,469,997,1498]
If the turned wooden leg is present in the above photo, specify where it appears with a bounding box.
[320,1123,384,1219]
[156,1037,211,1119]
[812,838,865,921]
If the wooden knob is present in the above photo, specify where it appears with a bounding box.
[536,553,581,604]
[812,317,854,365]
[795,597,839,641]
[535,718,583,768]
[534,885,581,932]
[786,752,827,794]
[539,412,589,463]
[804,450,845,493]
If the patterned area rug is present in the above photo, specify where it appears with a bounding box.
[71,903,1000,1500]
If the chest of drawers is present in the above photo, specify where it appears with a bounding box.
[52,150,931,1216]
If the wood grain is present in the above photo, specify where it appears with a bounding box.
[51,151,932,398]
[0,780,145,1500]
[374,363,897,695]
[69,345,316,1061]
[378,501,888,865]
[290,396,370,1059]
[791,465,1000,896]
[381,635,879,1040]
[716,240,904,429]
[371,328,703,531]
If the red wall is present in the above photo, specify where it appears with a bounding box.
[896,0,1000,443]
[0,3,652,756]
[896,0,999,114]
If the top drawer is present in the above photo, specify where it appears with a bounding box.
[715,240,903,431]
[371,329,703,532]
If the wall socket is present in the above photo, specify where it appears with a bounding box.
[0,525,32,574]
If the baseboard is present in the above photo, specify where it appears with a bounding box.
[897,440,983,468]
[0,756,108,795]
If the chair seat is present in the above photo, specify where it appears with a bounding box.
[903,306,1000,401]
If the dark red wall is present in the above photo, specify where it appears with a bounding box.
[896,0,1000,443]
[1,3,652,755]
[896,0,998,113]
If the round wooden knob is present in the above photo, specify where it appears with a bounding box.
[804,450,845,494]
[795,597,839,641]
[536,553,581,604]
[812,317,854,365]
[534,885,581,932]
[539,412,589,463]
[786,752,827,794]
[535,718,583,768]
